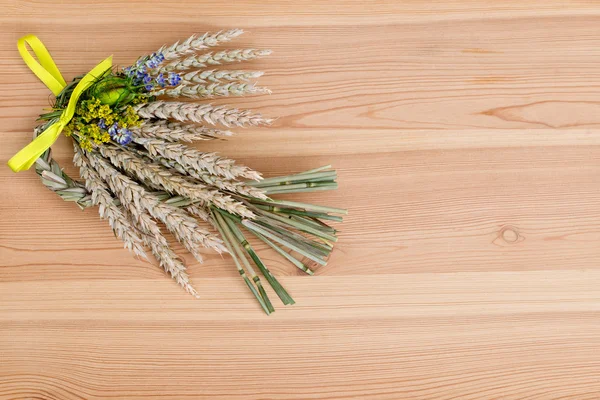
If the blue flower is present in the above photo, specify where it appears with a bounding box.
[153,52,165,63]
[108,123,119,138]
[124,53,166,87]
[155,73,166,88]
[146,56,158,69]
[114,127,133,145]
[145,52,165,70]
[108,123,132,145]
[167,72,181,86]
[97,119,107,129]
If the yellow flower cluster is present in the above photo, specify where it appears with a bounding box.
[74,123,111,151]
[119,105,141,128]
[64,97,142,151]
[78,98,116,125]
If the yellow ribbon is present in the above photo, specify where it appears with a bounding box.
[8,35,113,172]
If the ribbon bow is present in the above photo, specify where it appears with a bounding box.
[7,35,113,172]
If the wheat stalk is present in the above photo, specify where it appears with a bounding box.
[180,69,265,84]
[132,136,262,181]
[131,120,233,142]
[152,82,271,99]
[186,167,268,199]
[73,144,199,296]
[134,101,274,127]
[150,153,268,200]
[186,205,211,223]
[73,149,148,259]
[154,155,268,200]
[158,49,272,72]
[98,144,255,218]
[142,233,199,298]
[157,29,244,61]
[82,147,227,260]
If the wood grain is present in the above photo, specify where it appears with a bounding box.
[2,1,600,399]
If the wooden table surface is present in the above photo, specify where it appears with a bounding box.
[2,1,600,399]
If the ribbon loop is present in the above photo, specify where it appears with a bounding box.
[18,34,67,96]
[8,35,113,173]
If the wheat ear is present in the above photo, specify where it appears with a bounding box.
[180,69,264,84]
[158,29,244,61]
[73,149,148,259]
[152,82,271,99]
[186,205,211,223]
[132,136,262,181]
[131,120,233,142]
[151,155,268,200]
[73,144,198,296]
[83,148,227,260]
[134,101,274,127]
[98,144,255,218]
[158,49,272,72]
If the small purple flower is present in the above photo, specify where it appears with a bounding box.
[153,52,165,64]
[108,123,132,145]
[97,119,107,129]
[108,123,119,138]
[114,127,133,145]
[145,53,156,66]
[167,72,181,86]
[155,73,166,88]
[124,53,166,86]
[146,53,164,69]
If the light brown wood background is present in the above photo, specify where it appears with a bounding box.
[2,1,600,399]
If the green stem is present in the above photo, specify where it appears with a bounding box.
[223,217,295,305]
[256,209,338,242]
[250,231,314,275]
[265,182,338,194]
[214,207,330,257]
[243,220,328,266]
[289,215,336,233]
[212,211,272,314]
[252,171,337,187]
[260,181,337,194]
[217,212,274,313]
[258,199,348,215]
[251,204,344,222]
[253,219,332,257]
